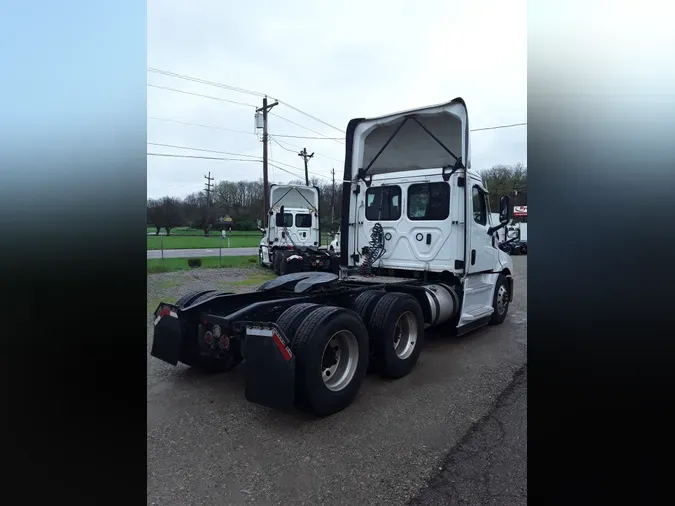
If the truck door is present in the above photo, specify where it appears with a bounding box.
[467,179,496,274]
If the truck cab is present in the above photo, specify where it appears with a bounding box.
[259,185,327,273]
[340,98,513,328]
[152,97,516,417]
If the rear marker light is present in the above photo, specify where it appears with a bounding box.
[219,335,230,350]
[204,331,214,345]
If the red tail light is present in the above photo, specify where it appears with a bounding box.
[204,331,214,345]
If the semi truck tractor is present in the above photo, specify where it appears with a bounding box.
[151,98,514,416]
[258,184,332,274]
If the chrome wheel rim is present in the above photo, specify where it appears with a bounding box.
[321,331,359,391]
[393,311,418,360]
[496,285,509,315]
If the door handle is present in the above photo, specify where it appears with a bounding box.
[426,233,432,245]
[471,249,476,265]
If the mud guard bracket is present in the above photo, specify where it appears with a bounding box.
[242,323,296,410]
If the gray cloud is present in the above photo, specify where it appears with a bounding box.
[148,0,526,198]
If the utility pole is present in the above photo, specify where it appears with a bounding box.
[204,172,214,207]
[298,147,314,186]
[331,167,335,225]
[256,96,278,226]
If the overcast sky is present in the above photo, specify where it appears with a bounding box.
[147,0,526,199]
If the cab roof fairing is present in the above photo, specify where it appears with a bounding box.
[347,98,471,182]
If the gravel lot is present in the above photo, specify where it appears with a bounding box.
[147,258,527,505]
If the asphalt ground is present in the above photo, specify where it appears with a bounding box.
[147,256,527,505]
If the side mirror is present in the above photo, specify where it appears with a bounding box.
[488,195,511,235]
[499,195,511,224]
[275,205,285,227]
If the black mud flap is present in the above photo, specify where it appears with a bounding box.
[150,308,182,366]
[242,323,296,410]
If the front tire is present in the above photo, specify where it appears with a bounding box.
[489,274,510,325]
[273,250,282,275]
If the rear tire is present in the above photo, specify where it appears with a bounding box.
[174,290,216,308]
[367,292,425,379]
[292,306,369,416]
[276,303,322,341]
[489,274,510,325]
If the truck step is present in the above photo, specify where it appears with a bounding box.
[461,307,494,321]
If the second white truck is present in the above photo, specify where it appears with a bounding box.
[259,184,333,274]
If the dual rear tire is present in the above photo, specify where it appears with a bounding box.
[276,291,425,416]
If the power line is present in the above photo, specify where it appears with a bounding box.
[148,67,344,133]
[147,84,257,108]
[147,142,261,159]
[149,116,343,140]
[148,68,266,97]
[271,136,344,164]
[148,116,254,135]
[148,153,262,163]
[274,99,344,134]
[270,112,344,143]
[471,122,527,132]
[267,161,312,181]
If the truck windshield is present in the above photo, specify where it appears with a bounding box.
[295,213,311,227]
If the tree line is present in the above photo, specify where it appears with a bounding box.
[147,164,526,235]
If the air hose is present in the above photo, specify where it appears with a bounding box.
[360,223,386,275]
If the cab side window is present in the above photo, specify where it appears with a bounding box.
[472,186,487,226]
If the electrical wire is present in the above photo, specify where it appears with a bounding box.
[270,113,344,143]
[148,153,262,163]
[471,122,527,132]
[147,142,261,159]
[148,68,266,97]
[148,84,257,108]
[271,136,344,164]
[148,67,345,133]
[149,116,344,140]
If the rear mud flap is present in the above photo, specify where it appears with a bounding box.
[243,323,296,410]
[151,312,183,366]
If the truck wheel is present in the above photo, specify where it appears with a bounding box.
[367,292,425,379]
[276,303,321,341]
[273,250,282,275]
[489,274,510,325]
[175,290,216,308]
[352,290,387,327]
[520,243,527,255]
[292,306,369,416]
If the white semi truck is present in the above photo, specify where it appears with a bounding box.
[151,98,515,416]
[258,184,332,274]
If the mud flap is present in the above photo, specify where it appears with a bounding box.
[243,323,296,410]
[151,310,182,366]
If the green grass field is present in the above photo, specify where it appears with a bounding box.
[147,234,261,250]
[147,227,334,250]
[147,255,261,273]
